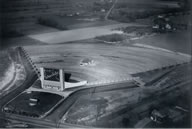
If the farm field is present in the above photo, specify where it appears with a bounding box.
[28,23,146,44]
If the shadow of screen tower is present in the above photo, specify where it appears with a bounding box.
[65,73,71,82]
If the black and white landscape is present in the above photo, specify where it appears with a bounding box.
[0,0,191,128]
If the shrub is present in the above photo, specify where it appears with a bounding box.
[38,17,68,30]
[2,28,24,38]
[96,34,126,43]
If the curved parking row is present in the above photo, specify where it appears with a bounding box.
[24,44,191,86]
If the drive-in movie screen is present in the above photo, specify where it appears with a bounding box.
[44,68,60,82]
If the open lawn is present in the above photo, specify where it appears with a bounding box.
[62,87,143,127]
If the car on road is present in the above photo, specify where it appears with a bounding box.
[150,109,169,124]
[149,105,187,125]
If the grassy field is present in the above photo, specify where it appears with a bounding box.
[132,63,191,84]
[61,62,191,127]
[0,51,12,85]
[108,0,185,22]
[60,62,191,127]
[132,30,191,54]
[62,87,143,127]
[0,51,11,74]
